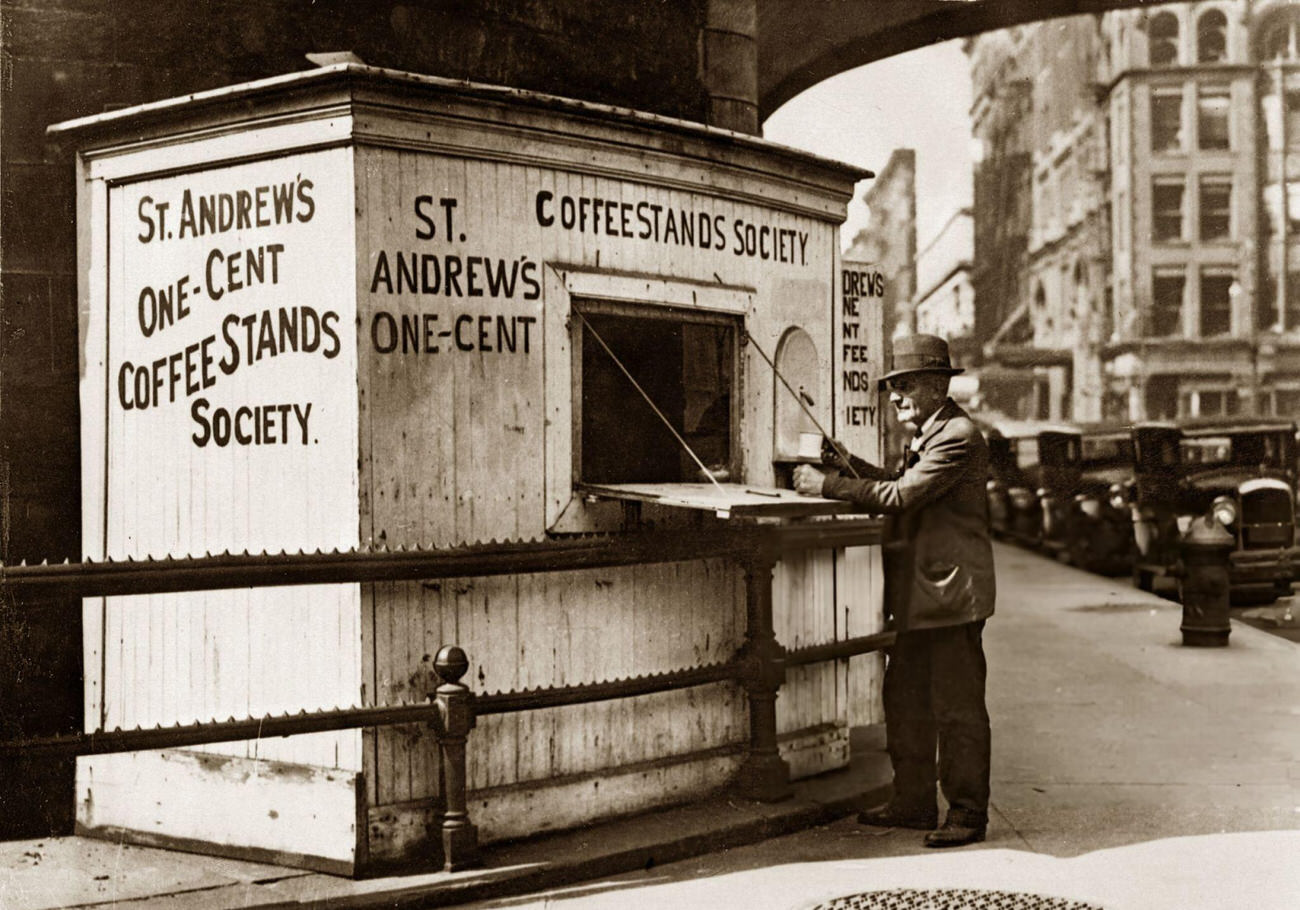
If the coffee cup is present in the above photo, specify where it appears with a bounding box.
[797,431,822,459]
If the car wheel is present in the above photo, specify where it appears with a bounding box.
[1133,567,1155,593]
[1069,530,1093,571]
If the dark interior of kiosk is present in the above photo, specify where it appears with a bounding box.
[577,302,736,484]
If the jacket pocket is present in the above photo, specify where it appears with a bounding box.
[916,562,974,610]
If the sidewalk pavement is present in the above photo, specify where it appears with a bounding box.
[3,542,1299,909]
[0,731,890,910]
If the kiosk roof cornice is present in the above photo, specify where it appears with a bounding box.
[48,63,872,188]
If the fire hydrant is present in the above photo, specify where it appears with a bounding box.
[1178,513,1234,647]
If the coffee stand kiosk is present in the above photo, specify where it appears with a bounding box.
[51,65,888,875]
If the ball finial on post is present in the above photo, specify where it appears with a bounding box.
[434,645,469,685]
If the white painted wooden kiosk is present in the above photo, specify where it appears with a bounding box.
[52,65,888,876]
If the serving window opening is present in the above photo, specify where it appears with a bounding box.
[574,299,738,485]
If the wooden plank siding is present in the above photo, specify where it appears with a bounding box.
[80,147,367,865]
[355,145,861,826]
[68,71,876,869]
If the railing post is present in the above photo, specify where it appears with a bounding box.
[733,533,791,801]
[433,645,479,871]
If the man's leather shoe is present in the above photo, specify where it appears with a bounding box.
[923,820,986,848]
[856,803,938,830]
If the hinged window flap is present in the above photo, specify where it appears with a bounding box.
[575,481,851,520]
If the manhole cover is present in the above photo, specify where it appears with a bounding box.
[810,889,1104,910]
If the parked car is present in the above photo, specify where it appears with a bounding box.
[1130,419,1298,604]
[1062,424,1136,574]
[981,419,1076,551]
[1033,427,1083,563]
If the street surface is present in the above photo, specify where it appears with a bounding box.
[1237,599,1300,643]
[457,542,1300,909]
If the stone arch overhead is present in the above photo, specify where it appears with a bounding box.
[758,0,1153,122]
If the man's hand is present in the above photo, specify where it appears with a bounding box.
[820,436,850,470]
[793,463,827,496]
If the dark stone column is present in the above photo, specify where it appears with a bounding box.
[702,0,759,134]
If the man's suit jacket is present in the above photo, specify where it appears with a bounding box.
[822,398,996,631]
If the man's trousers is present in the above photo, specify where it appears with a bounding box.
[883,619,991,827]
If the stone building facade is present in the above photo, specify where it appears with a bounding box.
[844,148,917,343]
[970,1,1300,423]
[914,208,975,357]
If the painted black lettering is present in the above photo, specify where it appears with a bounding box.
[219,313,241,375]
[278,307,299,353]
[421,253,441,293]
[402,314,420,353]
[454,313,474,351]
[192,398,211,446]
[397,251,419,293]
[484,258,518,297]
[372,311,398,353]
[466,256,484,297]
[440,198,456,239]
[444,256,463,296]
[321,310,340,358]
[423,313,439,353]
[370,251,393,293]
[535,190,554,227]
[296,179,315,223]
[415,195,437,239]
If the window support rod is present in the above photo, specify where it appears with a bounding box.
[574,309,726,493]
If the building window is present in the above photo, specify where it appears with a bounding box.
[1259,272,1300,332]
[1199,268,1235,336]
[1197,85,1230,150]
[1270,387,1300,417]
[1149,11,1180,66]
[1103,387,1130,422]
[1287,182,1300,232]
[1285,272,1300,330]
[1145,375,1179,420]
[1262,15,1300,61]
[1198,176,1232,239]
[1153,177,1185,241]
[1193,389,1240,418]
[1151,269,1185,336]
[575,301,736,484]
[1197,9,1228,63]
[1152,88,1183,152]
[1284,91,1300,149]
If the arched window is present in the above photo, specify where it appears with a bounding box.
[1261,14,1300,61]
[772,328,819,459]
[1197,9,1228,63]
[1150,11,1180,66]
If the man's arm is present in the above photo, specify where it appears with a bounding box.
[820,438,893,480]
[820,430,974,514]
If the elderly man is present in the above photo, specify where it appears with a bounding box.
[793,333,995,848]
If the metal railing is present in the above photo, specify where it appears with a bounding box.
[0,517,889,872]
